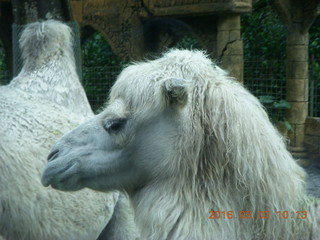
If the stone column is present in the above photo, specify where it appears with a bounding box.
[217,13,243,83]
[286,27,309,148]
[272,0,319,163]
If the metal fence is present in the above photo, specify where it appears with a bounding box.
[244,59,287,121]
[0,70,10,85]
[243,58,320,118]
[82,65,123,112]
[309,57,320,117]
[1,58,319,117]
[81,58,319,118]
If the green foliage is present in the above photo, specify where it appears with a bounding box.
[82,33,126,67]
[242,3,289,126]
[310,24,320,58]
[308,20,320,117]
[258,96,291,114]
[82,33,127,112]
[176,36,202,50]
[242,1,320,118]
[258,96,293,131]
[241,4,286,61]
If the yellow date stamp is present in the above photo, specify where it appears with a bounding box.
[208,210,308,220]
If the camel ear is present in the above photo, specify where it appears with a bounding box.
[163,78,189,108]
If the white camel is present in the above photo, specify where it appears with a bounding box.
[0,20,118,240]
[42,49,320,240]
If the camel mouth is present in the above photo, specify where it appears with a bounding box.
[41,172,54,187]
[41,158,77,188]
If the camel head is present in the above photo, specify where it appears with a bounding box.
[41,65,191,193]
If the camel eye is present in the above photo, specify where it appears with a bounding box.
[104,118,127,133]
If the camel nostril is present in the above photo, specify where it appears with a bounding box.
[47,149,60,162]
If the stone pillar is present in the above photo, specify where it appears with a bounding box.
[286,27,309,148]
[272,0,319,163]
[217,14,243,83]
[304,117,320,161]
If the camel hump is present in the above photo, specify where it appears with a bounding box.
[19,20,73,63]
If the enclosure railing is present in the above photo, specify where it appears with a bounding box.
[309,56,320,117]
[1,59,319,117]
[244,57,320,119]
[82,65,123,112]
[244,58,287,122]
[0,70,10,85]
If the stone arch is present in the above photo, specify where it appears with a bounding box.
[81,14,144,61]
[142,17,201,54]
[81,17,124,59]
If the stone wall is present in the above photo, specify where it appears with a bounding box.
[70,0,251,78]
[217,14,243,82]
[304,117,320,162]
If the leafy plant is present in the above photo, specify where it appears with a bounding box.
[82,32,127,112]
[310,23,320,58]
[258,95,293,131]
[176,36,202,50]
[241,3,286,61]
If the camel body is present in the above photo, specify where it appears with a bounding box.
[0,20,117,240]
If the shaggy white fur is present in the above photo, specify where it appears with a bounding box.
[0,20,118,240]
[42,49,320,240]
[8,20,92,118]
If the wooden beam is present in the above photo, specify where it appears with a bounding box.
[142,0,252,16]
